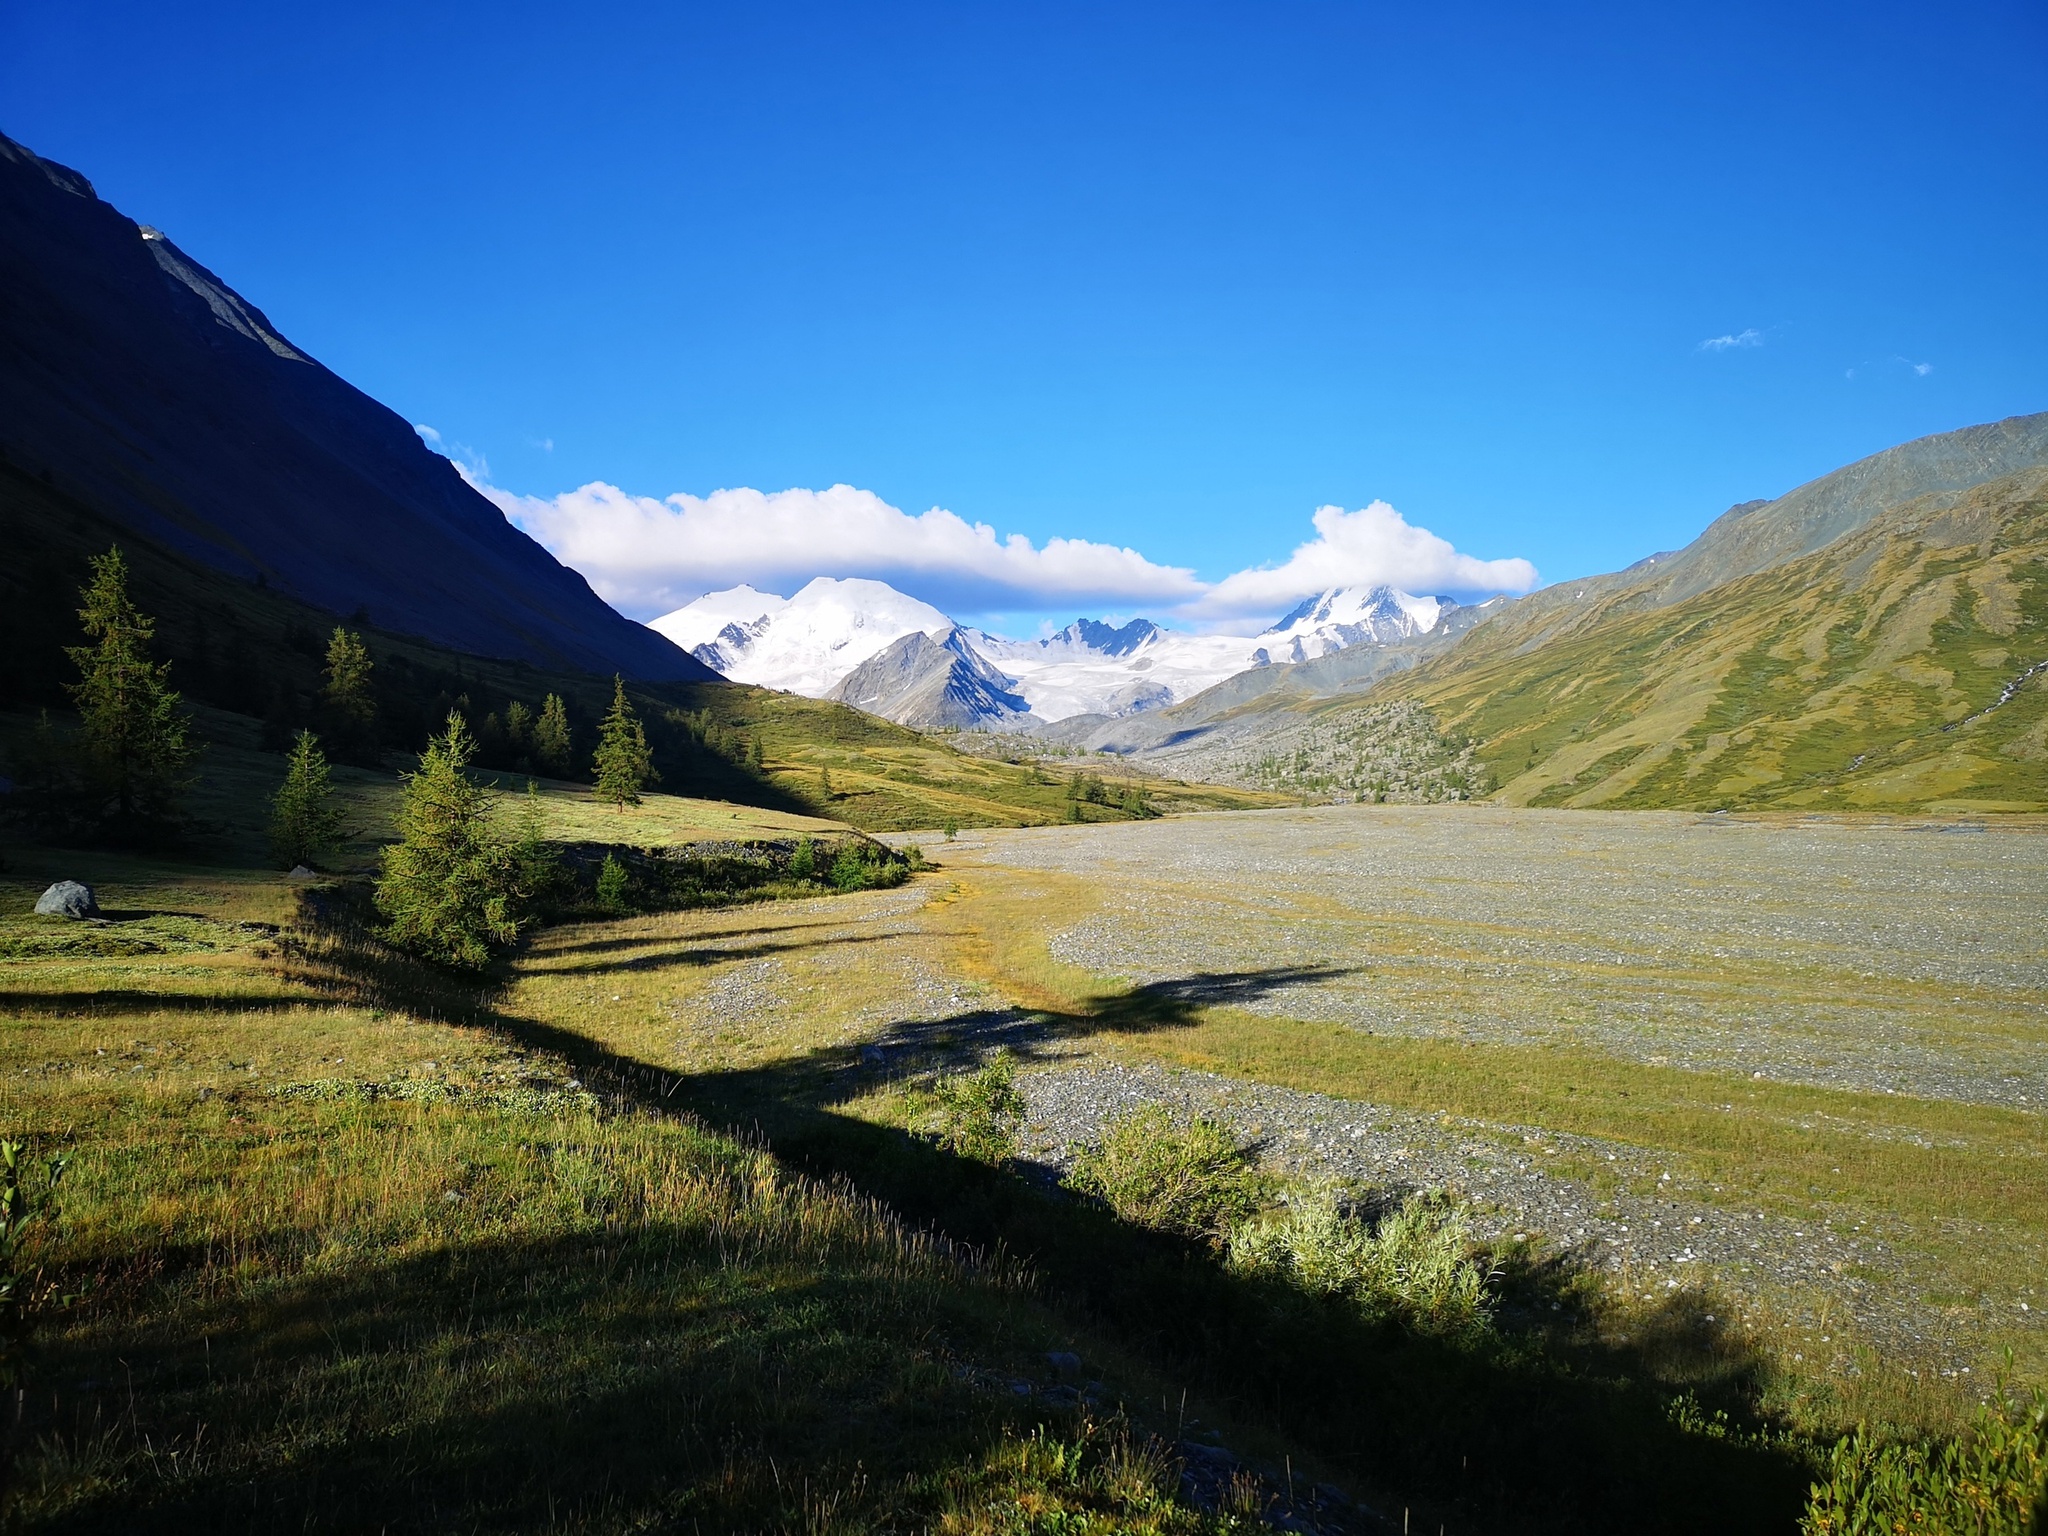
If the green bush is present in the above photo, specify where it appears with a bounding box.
[1801,1384,2047,1535]
[595,853,630,913]
[1228,1185,1496,1340]
[1065,1105,1268,1240]
[829,839,908,892]
[914,1053,1026,1165]
[788,834,816,881]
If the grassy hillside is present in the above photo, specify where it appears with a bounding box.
[0,461,1271,834]
[1344,467,2048,813]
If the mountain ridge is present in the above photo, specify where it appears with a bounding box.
[0,129,709,682]
[649,578,1469,728]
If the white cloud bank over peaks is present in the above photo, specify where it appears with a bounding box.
[479,475,1537,627]
[484,480,1202,618]
[1190,501,1539,622]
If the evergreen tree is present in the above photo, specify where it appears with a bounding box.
[533,693,574,777]
[504,700,535,765]
[321,628,378,762]
[268,730,342,869]
[65,546,195,827]
[591,676,656,810]
[375,713,517,970]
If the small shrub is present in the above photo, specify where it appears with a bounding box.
[1229,1184,1496,1339]
[1801,1383,2047,1535]
[788,835,816,881]
[915,1053,1026,1164]
[943,818,959,841]
[595,853,630,913]
[828,839,908,893]
[1065,1105,1267,1240]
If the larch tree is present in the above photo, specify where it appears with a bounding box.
[533,693,574,778]
[321,628,378,762]
[65,546,195,828]
[268,729,343,870]
[375,713,517,970]
[591,676,656,810]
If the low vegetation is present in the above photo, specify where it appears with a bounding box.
[1065,1106,1269,1240]
[1229,1186,1496,1342]
[1802,1382,2047,1535]
[1163,700,1490,803]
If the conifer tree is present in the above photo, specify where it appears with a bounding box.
[268,730,342,869]
[533,693,574,777]
[321,628,378,761]
[65,546,194,827]
[591,676,656,810]
[375,713,517,970]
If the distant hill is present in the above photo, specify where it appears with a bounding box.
[1151,413,2048,813]
[1380,464,2048,812]
[0,130,707,681]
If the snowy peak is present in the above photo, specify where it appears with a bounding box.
[649,575,1480,731]
[1258,585,1454,664]
[828,626,1032,731]
[648,577,951,695]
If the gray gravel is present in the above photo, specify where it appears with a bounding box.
[956,806,2048,1111]
[1017,1058,2017,1374]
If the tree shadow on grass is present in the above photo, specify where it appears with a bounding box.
[235,899,1816,1533]
[19,1224,1071,1534]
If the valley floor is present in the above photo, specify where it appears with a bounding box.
[918,807,2048,1380]
[5,800,2044,1530]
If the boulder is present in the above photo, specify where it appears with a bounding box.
[287,865,318,879]
[34,880,99,919]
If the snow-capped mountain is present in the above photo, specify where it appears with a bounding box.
[647,577,952,697]
[1254,587,1451,663]
[646,579,1466,730]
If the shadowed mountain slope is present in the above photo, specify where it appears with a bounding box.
[0,130,707,681]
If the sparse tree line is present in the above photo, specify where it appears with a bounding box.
[1,548,908,973]
[1206,701,1492,804]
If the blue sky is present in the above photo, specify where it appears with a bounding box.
[6,1,2045,630]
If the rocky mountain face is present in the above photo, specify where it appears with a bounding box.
[826,627,1032,731]
[0,131,708,681]
[649,579,1470,730]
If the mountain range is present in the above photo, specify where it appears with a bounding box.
[0,131,707,681]
[647,579,1466,730]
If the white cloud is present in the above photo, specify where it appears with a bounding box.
[484,480,1205,617]
[1699,328,1763,352]
[413,423,443,444]
[480,474,1537,627]
[1190,501,1540,620]
[1912,361,1933,376]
